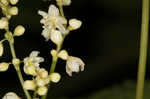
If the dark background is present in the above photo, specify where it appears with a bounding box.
[0,0,150,99]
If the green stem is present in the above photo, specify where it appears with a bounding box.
[7,34,32,99]
[136,0,149,99]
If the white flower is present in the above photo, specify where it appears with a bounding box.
[69,19,82,30]
[66,56,85,76]
[2,92,20,99]
[24,80,36,90]
[24,51,44,76]
[38,5,67,41]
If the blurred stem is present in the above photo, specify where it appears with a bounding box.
[136,0,149,99]
[6,31,31,99]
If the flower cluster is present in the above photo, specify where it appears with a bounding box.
[0,0,85,99]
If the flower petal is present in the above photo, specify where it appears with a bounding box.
[38,10,48,18]
[48,5,59,16]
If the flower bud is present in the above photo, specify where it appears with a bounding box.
[14,25,25,36]
[0,62,9,72]
[9,0,19,5]
[24,80,36,90]
[2,92,20,99]
[37,86,48,96]
[24,66,37,76]
[1,0,9,6]
[69,19,82,30]
[12,58,20,66]
[8,6,18,15]
[50,50,57,57]
[62,0,71,6]
[50,30,63,45]
[58,50,68,60]
[0,18,8,29]
[50,73,61,83]
[0,43,4,57]
[36,78,46,87]
[38,68,48,78]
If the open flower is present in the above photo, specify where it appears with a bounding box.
[23,51,44,76]
[66,56,85,76]
[38,5,67,41]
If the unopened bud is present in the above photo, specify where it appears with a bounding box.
[14,25,25,36]
[58,50,68,60]
[0,18,8,29]
[8,6,18,15]
[24,80,36,90]
[0,62,9,72]
[12,58,20,66]
[0,43,4,57]
[50,73,61,83]
[1,0,9,6]
[37,86,48,96]
[9,0,19,5]
[69,19,82,30]
[50,50,57,57]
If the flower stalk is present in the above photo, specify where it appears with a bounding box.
[136,0,149,99]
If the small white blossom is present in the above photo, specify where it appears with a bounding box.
[24,51,44,76]
[69,19,82,30]
[2,92,20,99]
[50,29,63,45]
[24,80,36,90]
[50,72,61,83]
[66,56,85,76]
[38,5,67,41]
[37,86,48,96]
[0,43,4,56]
[0,62,9,72]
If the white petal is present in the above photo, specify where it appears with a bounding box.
[66,65,72,76]
[42,28,51,41]
[30,51,40,57]
[38,10,48,18]
[48,5,59,16]
[50,30,63,45]
[57,17,67,24]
